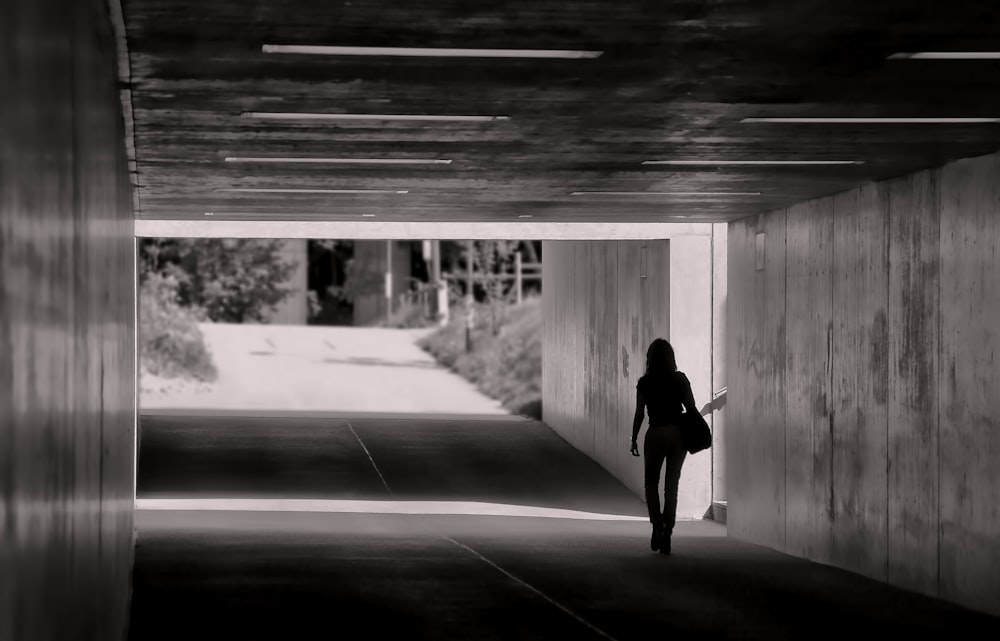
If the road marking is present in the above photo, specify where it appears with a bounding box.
[442,535,621,641]
[345,418,394,496]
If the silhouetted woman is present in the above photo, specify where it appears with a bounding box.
[630,338,698,555]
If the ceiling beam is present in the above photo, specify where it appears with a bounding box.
[134,219,714,240]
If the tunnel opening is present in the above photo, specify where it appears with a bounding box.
[133,230,727,524]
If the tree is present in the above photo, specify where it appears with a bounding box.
[139,238,298,323]
[472,240,518,336]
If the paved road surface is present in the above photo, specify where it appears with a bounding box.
[140,323,507,415]
[130,413,1000,640]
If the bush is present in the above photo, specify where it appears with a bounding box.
[418,296,541,418]
[385,298,433,328]
[139,273,218,381]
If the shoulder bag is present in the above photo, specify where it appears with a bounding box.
[676,371,712,454]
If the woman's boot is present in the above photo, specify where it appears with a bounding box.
[650,521,663,551]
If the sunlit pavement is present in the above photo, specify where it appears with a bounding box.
[140,323,507,415]
[130,413,1000,640]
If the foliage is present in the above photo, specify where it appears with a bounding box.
[441,241,520,335]
[385,297,432,328]
[139,272,217,381]
[139,238,297,323]
[384,279,440,328]
[418,296,541,418]
[472,240,519,336]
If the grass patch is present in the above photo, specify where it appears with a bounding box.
[418,296,541,419]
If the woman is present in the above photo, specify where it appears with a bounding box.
[629,338,698,555]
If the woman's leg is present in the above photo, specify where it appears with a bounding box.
[643,429,666,524]
[660,426,688,538]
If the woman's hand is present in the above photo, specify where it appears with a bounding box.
[630,439,640,457]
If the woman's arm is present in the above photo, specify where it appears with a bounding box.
[680,373,699,415]
[630,389,646,455]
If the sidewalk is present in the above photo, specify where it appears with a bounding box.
[140,323,507,415]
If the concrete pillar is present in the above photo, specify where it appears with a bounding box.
[711,223,728,505]
[352,240,411,326]
[669,235,713,518]
[1,0,136,637]
[265,239,308,324]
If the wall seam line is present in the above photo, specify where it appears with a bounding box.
[829,197,836,555]
[935,170,942,598]
[884,185,890,585]
[783,209,789,552]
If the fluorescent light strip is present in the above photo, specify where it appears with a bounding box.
[742,117,1000,124]
[220,188,409,194]
[889,52,1000,60]
[224,157,452,165]
[571,191,762,196]
[242,111,510,122]
[262,44,603,59]
[642,160,864,166]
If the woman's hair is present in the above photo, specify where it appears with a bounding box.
[645,338,677,376]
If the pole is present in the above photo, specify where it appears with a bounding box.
[515,249,523,305]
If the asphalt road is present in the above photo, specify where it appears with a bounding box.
[130,412,1000,640]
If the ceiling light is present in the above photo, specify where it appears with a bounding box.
[518,214,533,218]
[219,188,409,194]
[642,160,864,166]
[224,157,452,165]
[361,214,376,217]
[262,44,603,59]
[889,52,1000,60]
[242,111,510,122]
[741,117,1000,124]
[570,191,762,196]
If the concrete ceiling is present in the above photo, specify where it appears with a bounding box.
[124,0,1000,224]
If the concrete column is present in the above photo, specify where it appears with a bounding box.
[1,0,136,637]
[266,239,308,324]
[711,223,728,504]
[352,240,412,326]
[669,235,713,518]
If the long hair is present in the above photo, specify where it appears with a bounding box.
[645,338,677,377]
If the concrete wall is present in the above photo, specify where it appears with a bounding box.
[727,151,1000,616]
[542,232,723,519]
[0,0,136,638]
[266,239,309,324]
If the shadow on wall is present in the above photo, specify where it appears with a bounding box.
[700,389,726,416]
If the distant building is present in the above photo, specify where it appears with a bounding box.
[264,240,310,325]
[266,239,421,326]
[268,239,540,326]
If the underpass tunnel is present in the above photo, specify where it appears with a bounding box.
[4,0,1000,638]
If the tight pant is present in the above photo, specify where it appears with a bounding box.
[643,424,687,533]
